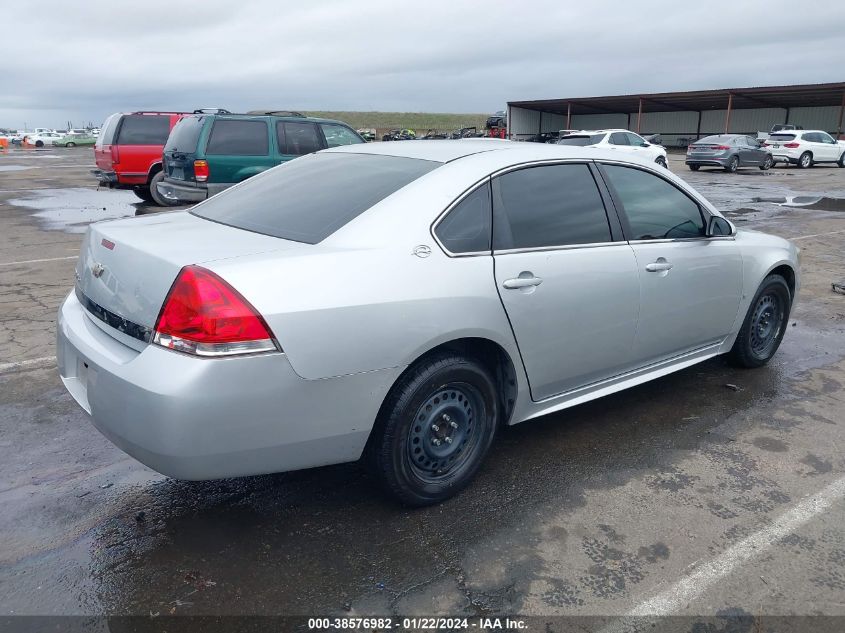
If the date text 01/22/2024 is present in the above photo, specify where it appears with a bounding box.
[307,617,528,630]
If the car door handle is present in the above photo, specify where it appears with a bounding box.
[503,275,543,289]
[645,260,673,272]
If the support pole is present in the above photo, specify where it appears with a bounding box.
[836,92,845,139]
[696,111,702,140]
[636,97,643,133]
[566,102,571,130]
[724,93,733,134]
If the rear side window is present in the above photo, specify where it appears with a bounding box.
[492,164,612,250]
[319,123,363,148]
[435,183,492,254]
[769,133,796,141]
[192,153,439,244]
[278,121,322,155]
[206,119,269,155]
[96,116,120,146]
[602,164,704,240]
[116,115,171,145]
[164,115,205,152]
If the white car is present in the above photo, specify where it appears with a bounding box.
[558,129,668,168]
[764,130,845,168]
[24,131,63,147]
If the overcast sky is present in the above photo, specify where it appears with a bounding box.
[1,0,844,129]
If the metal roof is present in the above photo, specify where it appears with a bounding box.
[509,82,845,115]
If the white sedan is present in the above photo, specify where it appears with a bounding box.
[558,129,668,168]
[24,131,63,147]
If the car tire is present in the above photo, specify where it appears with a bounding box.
[655,156,667,168]
[797,152,812,169]
[688,165,700,171]
[725,156,739,173]
[726,274,791,368]
[838,152,845,168]
[148,171,177,207]
[132,186,155,203]
[35,140,44,148]
[66,142,76,148]
[760,155,773,170]
[367,352,499,506]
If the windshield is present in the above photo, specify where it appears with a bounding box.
[165,115,205,153]
[557,134,604,146]
[192,152,439,244]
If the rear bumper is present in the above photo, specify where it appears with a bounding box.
[156,178,230,204]
[686,156,729,167]
[90,169,118,185]
[57,291,396,480]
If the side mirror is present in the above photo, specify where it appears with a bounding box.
[641,142,650,147]
[707,216,734,237]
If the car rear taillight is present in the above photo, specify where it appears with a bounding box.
[153,265,278,357]
[110,145,120,164]
[194,160,209,182]
[784,142,800,148]
[711,145,731,150]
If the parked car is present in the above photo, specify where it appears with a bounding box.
[53,133,96,147]
[763,130,845,168]
[24,131,63,147]
[357,128,376,142]
[686,134,774,172]
[558,129,668,167]
[93,111,193,206]
[58,140,799,505]
[157,112,364,205]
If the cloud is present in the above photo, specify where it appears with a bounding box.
[1,0,844,129]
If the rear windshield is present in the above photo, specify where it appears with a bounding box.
[192,152,439,244]
[697,135,735,144]
[769,133,797,141]
[557,134,604,146]
[165,115,205,153]
[116,115,171,145]
[97,114,121,146]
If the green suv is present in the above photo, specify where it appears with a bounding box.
[157,111,364,204]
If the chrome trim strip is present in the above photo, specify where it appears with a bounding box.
[75,286,152,344]
[494,241,624,256]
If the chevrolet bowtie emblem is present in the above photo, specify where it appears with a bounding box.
[91,262,105,278]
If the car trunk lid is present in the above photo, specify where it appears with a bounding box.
[75,212,306,345]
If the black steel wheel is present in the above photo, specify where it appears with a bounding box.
[725,156,739,173]
[367,352,498,506]
[727,275,791,368]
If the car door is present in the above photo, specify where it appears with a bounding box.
[492,162,640,400]
[598,163,743,365]
[276,121,324,164]
[203,118,274,184]
[608,131,635,155]
[744,136,767,164]
[817,132,839,161]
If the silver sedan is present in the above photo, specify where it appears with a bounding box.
[57,140,799,505]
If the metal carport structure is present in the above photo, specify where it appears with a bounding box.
[507,82,845,146]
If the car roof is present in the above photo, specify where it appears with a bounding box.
[323,139,661,167]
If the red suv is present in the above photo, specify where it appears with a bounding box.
[93,111,189,206]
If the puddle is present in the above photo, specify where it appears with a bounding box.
[7,188,143,233]
[0,165,38,172]
[750,195,845,211]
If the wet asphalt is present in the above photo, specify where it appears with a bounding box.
[1,147,845,630]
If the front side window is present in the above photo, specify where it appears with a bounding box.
[626,132,646,146]
[280,121,322,155]
[492,164,612,250]
[116,115,171,145]
[819,132,836,144]
[319,123,363,148]
[435,182,491,254]
[602,164,705,240]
